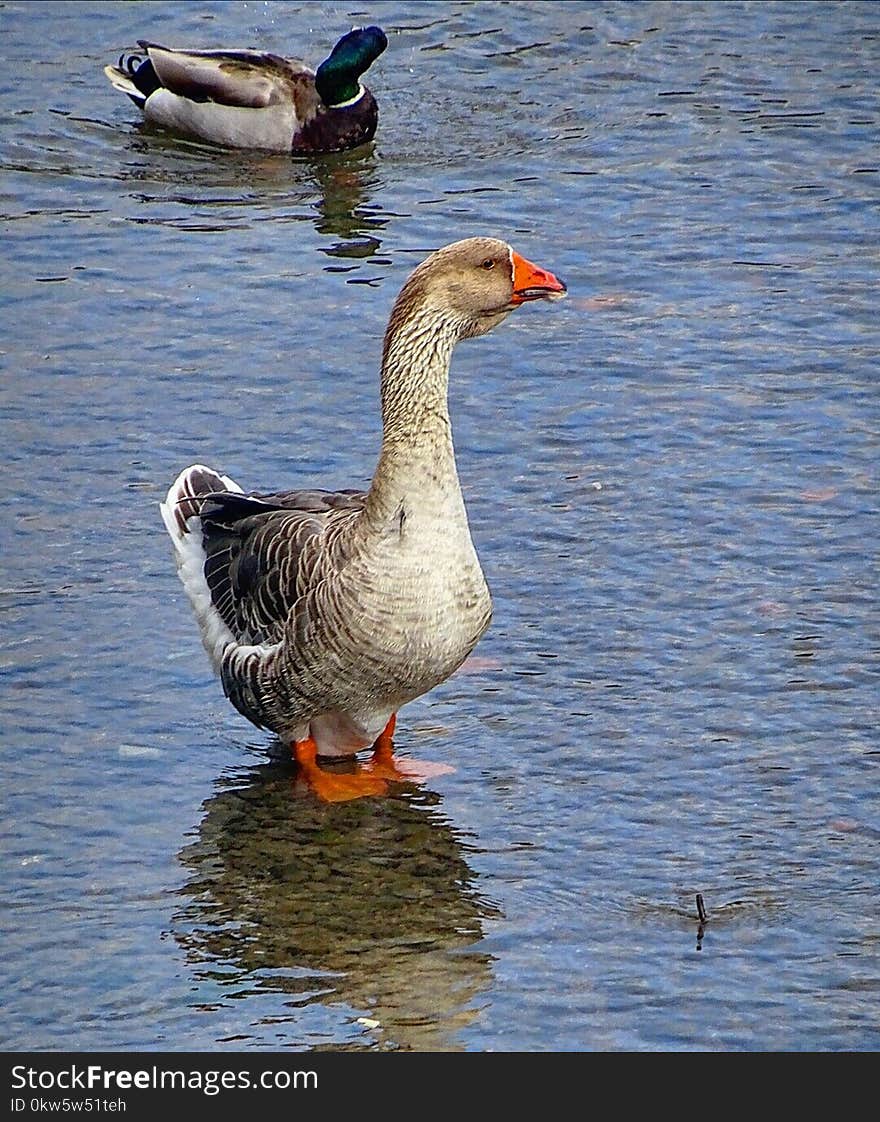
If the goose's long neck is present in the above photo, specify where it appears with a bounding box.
[364,302,464,527]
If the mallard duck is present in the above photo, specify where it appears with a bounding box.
[161,237,566,801]
[104,26,387,154]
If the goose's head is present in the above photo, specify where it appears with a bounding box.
[391,237,567,341]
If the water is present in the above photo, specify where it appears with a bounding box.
[1,0,878,1052]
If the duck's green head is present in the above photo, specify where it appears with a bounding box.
[315,26,388,107]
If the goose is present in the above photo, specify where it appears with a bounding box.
[161,237,566,801]
[104,26,387,154]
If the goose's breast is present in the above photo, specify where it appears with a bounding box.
[341,526,492,694]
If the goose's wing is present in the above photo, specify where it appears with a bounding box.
[197,488,366,646]
[139,42,313,109]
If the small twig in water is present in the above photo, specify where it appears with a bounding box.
[694,893,709,951]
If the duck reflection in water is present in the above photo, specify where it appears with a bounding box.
[119,130,388,263]
[172,759,497,1051]
[309,147,387,257]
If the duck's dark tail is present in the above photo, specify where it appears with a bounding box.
[104,51,161,108]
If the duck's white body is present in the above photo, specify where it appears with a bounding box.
[141,89,300,151]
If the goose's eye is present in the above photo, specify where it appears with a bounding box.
[480,258,496,270]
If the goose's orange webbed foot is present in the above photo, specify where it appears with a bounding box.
[362,715,455,783]
[293,737,387,803]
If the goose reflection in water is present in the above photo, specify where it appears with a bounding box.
[172,760,497,1051]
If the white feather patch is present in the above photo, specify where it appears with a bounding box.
[160,464,244,673]
[104,65,144,103]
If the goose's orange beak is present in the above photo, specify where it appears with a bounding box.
[511,251,567,305]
